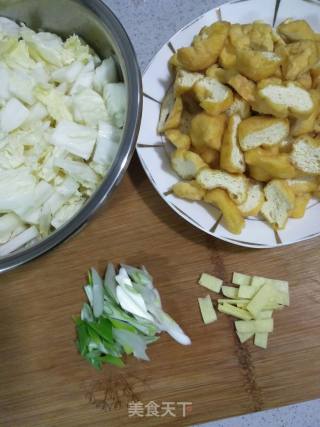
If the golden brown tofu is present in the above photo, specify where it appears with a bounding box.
[204,188,245,234]
[236,49,282,82]
[255,80,315,118]
[194,146,219,166]
[158,91,183,133]
[238,116,289,151]
[165,129,191,150]
[190,112,227,151]
[193,77,234,115]
[172,180,206,201]
[246,22,274,52]
[245,148,297,179]
[277,40,319,81]
[217,69,256,104]
[249,165,272,182]
[291,90,320,137]
[220,114,245,174]
[177,21,230,71]
[278,19,316,42]
[219,38,237,69]
[289,193,311,218]
[296,72,313,90]
[171,149,207,179]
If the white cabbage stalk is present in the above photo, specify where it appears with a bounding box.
[0,226,39,256]
[0,213,26,244]
[9,69,35,105]
[72,88,108,126]
[0,19,125,254]
[1,98,29,132]
[51,121,97,160]
[0,17,20,38]
[0,64,10,100]
[93,57,118,93]
[55,157,98,186]
[103,82,126,128]
[93,121,122,166]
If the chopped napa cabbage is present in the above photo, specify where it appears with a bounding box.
[0,17,21,38]
[51,121,97,160]
[34,84,73,121]
[0,226,39,256]
[54,157,99,188]
[72,88,108,126]
[9,69,35,105]
[24,102,48,124]
[103,82,126,128]
[93,57,118,94]
[93,121,122,167]
[0,213,26,244]
[0,64,10,100]
[45,176,79,215]
[51,196,84,229]
[18,181,55,224]
[21,27,64,67]
[51,61,83,84]
[63,35,91,64]
[0,19,126,254]
[5,40,36,70]
[1,98,29,132]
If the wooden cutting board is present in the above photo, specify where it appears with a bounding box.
[1,154,320,427]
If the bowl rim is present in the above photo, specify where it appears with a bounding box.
[0,0,142,273]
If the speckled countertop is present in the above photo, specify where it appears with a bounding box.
[104,1,320,425]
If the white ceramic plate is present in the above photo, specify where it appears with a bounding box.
[137,0,320,249]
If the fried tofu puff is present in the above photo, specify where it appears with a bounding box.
[220,114,245,174]
[216,69,256,104]
[276,40,319,80]
[190,112,226,151]
[196,168,249,204]
[296,72,313,90]
[177,21,230,71]
[174,69,203,96]
[245,22,275,52]
[291,90,320,137]
[219,38,237,69]
[289,193,311,218]
[204,189,245,234]
[165,129,191,150]
[290,135,320,175]
[235,49,282,82]
[254,80,315,118]
[158,90,183,133]
[225,94,251,119]
[238,116,289,151]
[277,19,316,42]
[237,182,265,217]
[261,180,295,229]
[171,149,207,179]
[193,77,233,115]
[194,146,220,167]
[172,180,206,201]
[245,147,297,179]
[287,176,318,194]
[248,165,272,182]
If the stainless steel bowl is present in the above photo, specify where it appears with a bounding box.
[0,0,142,272]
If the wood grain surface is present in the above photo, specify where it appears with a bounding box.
[1,154,320,427]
